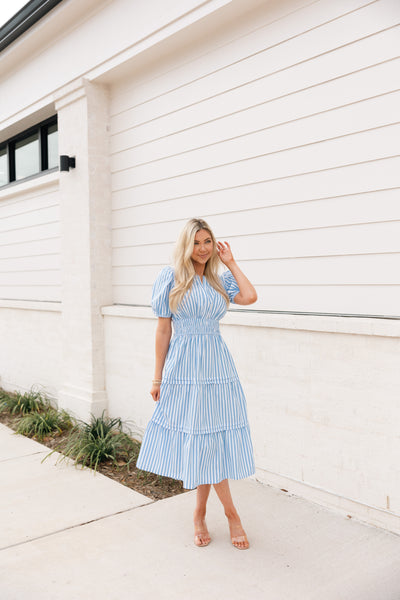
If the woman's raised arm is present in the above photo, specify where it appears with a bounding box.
[217,241,257,305]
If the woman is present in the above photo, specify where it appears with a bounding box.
[136,218,257,550]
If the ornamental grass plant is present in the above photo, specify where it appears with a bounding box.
[43,410,141,472]
[0,386,74,441]
[16,408,74,441]
[0,385,51,415]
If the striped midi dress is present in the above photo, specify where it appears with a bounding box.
[135,265,256,490]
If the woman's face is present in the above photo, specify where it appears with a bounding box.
[191,229,213,267]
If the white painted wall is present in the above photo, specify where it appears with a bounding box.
[103,306,400,532]
[0,174,61,302]
[0,302,62,400]
[109,0,400,316]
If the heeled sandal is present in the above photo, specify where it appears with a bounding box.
[194,523,211,547]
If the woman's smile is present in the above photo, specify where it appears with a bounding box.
[191,229,214,268]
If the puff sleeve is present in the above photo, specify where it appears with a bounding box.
[220,269,240,304]
[151,266,175,317]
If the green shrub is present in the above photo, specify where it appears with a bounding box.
[16,408,74,441]
[44,411,140,471]
[0,386,51,415]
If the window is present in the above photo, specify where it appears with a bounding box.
[0,146,7,186]
[0,116,58,187]
[15,132,40,180]
[47,123,58,169]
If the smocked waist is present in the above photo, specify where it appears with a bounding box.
[173,318,220,335]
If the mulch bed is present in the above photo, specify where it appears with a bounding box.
[0,411,187,501]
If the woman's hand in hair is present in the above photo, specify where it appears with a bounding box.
[217,241,258,305]
[216,241,235,267]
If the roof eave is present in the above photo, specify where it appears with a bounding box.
[0,0,64,53]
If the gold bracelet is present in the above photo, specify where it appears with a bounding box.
[152,379,162,384]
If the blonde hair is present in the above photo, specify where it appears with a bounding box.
[169,218,229,313]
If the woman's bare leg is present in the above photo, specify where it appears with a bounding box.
[193,484,211,546]
[213,479,249,549]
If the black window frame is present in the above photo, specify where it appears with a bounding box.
[0,115,58,188]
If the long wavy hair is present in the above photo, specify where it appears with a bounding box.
[169,218,230,313]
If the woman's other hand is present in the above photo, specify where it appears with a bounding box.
[150,382,161,401]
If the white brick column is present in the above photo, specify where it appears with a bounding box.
[54,78,112,420]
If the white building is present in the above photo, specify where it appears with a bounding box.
[1,0,399,534]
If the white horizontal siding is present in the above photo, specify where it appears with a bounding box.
[111,124,399,197]
[112,188,400,232]
[113,284,400,317]
[110,0,398,119]
[112,156,400,215]
[0,183,61,301]
[112,189,400,250]
[112,92,400,183]
[115,254,400,286]
[110,0,400,316]
[111,84,400,172]
[112,219,400,265]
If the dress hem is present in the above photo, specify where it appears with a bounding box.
[136,419,256,490]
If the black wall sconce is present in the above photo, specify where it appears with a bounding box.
[60,155,76,171]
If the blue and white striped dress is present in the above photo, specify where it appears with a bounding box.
[136,265,256,489]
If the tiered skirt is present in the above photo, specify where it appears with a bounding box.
[136,329,256,489]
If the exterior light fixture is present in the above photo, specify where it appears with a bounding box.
[60,155,76,171]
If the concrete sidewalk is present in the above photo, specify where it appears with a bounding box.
[1,422,399,600]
